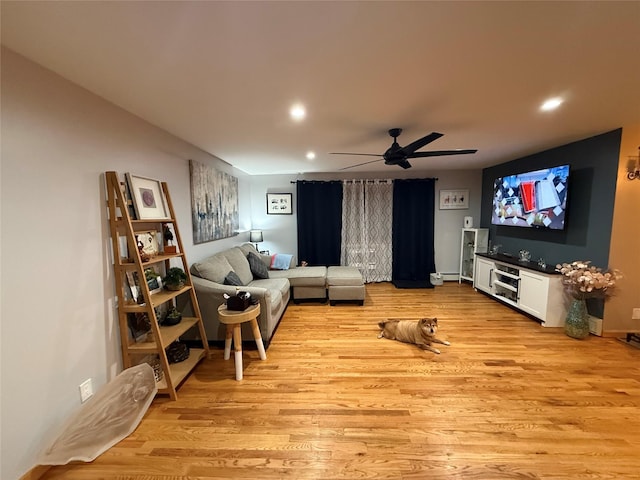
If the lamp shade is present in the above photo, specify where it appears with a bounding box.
[250,230,263,243]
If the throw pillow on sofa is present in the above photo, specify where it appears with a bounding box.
[223,270,244,286]
[247,252,269,279]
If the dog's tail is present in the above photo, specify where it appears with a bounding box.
[378,321,386,329]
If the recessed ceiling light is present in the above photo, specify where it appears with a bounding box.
[290,103,306,121]
[540,97,563,111]
[306,151,316,160]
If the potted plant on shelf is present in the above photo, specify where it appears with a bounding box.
[556,261,622,339]
[163,223,177,254]
[161,306,183,326]
[163,267,187,291]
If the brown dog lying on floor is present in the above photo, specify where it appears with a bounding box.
[377,318,450,354]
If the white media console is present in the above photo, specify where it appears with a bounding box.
[473,253,568,327]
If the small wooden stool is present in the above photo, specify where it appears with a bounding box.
[217,303,266,380]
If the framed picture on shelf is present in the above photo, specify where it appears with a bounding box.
[439,189,469,210]
[267,193,292,215]
[125,173,169,220]
[127,312,151,343]
[144,268,163,295]
[125,271,142,304]
[135,230,159,257]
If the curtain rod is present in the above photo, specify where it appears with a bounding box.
[290,178,438,184]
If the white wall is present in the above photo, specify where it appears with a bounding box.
[0,48,252,480]
[248,170,483,275]
[247,175,299,259]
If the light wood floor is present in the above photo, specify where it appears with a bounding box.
[41,282,640,479]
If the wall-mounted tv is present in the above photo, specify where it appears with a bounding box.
[491,164,570,230]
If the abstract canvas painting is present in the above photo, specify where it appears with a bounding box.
[189,160,239,244]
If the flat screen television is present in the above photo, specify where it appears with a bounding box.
[491,164,570,230]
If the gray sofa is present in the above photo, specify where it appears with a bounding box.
[188,243,326,347]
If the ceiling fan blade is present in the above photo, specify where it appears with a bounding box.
[397,160,412,169]
[408,149,478,158]
[330,152,381,157]
[339,158,384,170]
[400,132,444,155]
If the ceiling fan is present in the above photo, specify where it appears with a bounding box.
[331,128,477,170]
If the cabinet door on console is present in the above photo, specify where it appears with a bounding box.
[474,257,494,294]
[518,270,550,320]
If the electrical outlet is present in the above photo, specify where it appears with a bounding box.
[632,308,640,320]
[79,378,93,403]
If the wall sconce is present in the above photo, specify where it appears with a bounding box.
[627,146,640,180]
[250,230,263,250]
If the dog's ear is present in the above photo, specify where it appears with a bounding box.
[433,318,438,325]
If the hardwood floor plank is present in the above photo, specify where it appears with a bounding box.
[39,282,640,479]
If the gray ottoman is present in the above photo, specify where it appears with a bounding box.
[327,266,365,306]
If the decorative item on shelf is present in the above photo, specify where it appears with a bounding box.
[162,223,177,254]
[488,243,501,255]
[135,231,159,258]
[125,271,144,304]
[125,173,169,220]
[250,229,263,250]
[161,306,182,326]
[537,258,546,269]
[519,250,531,262]
[556,260,623,339]
[163,267,187,291]
[144,267,163,295]
[626,146,639,180]
[137,238,151,262]
[144,355,164,382]
[127,312,151,343]
[166,341,190,364]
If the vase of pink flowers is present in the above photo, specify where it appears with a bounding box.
[555,261,622,339]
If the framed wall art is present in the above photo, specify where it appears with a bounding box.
[125,173,169,220]
[439,189,469,210]
[267,193,292,215]
[189,160,239,244]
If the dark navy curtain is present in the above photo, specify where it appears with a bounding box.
[296,181,343,266]
[392,178,436,288]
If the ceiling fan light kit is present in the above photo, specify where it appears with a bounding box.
[333,128,478,170]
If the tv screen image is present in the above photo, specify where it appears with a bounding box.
[491,164,570,230]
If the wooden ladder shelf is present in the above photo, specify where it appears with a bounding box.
[105,171,209,400]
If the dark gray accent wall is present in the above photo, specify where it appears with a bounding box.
[480,129,621,268]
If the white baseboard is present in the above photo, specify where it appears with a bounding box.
[442,273,459,282]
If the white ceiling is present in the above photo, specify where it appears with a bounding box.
[2,1,639,175]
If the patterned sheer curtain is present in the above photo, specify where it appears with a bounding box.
[341,180,393,282]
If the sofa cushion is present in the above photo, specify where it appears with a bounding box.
[223,270,244,286]
[247,252,269,279]
[269,266,327,287]
[223,247,254,285]
[250,277,290,299]
[190,254,234,284]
